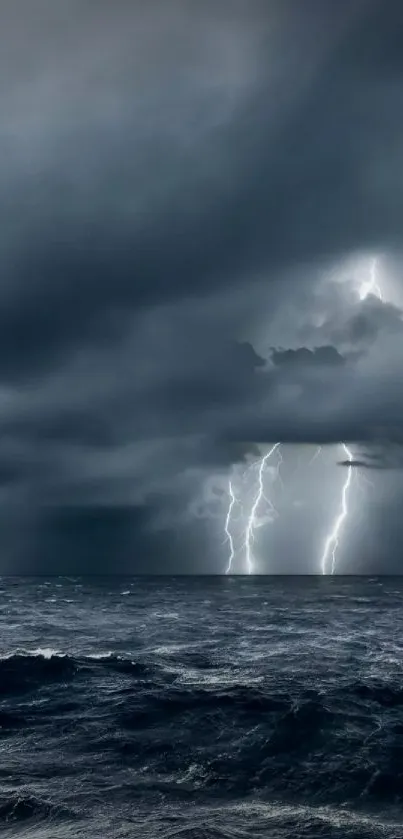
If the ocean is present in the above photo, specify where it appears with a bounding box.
[0,576,403,837]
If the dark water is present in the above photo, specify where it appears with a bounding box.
[1,577,403,837]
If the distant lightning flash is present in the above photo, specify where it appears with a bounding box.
[359,257,383,302]
[308,446,322,466]
[244,444,280,575]
[320,444,354,575]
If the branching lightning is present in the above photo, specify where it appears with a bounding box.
[224,444,281,574]
[244,443,280,575]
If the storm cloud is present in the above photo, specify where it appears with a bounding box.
[1,0,403,571]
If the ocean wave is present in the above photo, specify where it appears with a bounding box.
[0,793,75,824]
[0,652,77,696]
[0,650,153,697]
[154,801,403,839]
[1,647,403,710]
[0,647,66,660]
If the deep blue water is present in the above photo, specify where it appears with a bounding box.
[1,576,403,837]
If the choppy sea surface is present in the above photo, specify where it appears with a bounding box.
[1,577,403,837]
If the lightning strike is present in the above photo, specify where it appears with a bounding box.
[224,481,238,574]
[244,443,280,575]
[320,444,354,575]
[224,446,280,574]
[321,256,383,574]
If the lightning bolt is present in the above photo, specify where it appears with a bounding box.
[224,481,238,574]
[321,256,383,574]
[320,443,354,575]
[224,444,281,574]
[244,444,280,575]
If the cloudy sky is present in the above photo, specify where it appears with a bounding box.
[1,0,403,573]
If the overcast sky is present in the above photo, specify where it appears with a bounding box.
[1,0,403,573]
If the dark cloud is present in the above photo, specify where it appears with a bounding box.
[271,346,346,368]
[339,459,372,469]
[329,297,403,349]
[0,0,374,380]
